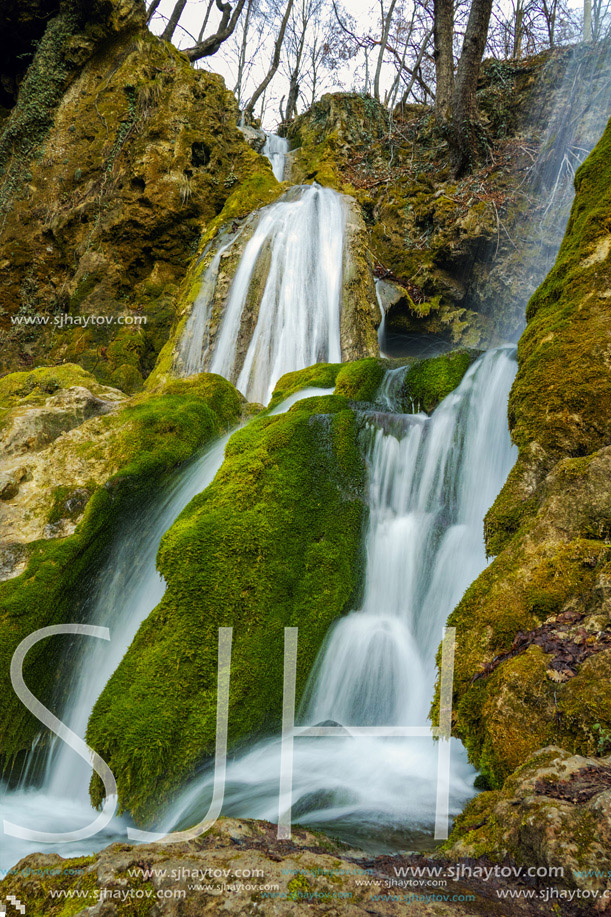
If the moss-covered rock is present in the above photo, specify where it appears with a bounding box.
[87,393,367,820]
[0,816,515,916]
[432,119,611,817]
[444,746,611,890]
[0,368,243,772]
[267,363,341,410]
[401,350,479,414]
[0,1,278,392]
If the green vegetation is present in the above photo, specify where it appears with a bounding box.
[0,371,243,768]
[267,363,342,410]
[87,393,367,820]
[335,358,385,402]
[402,350,479,413]
[433,120,611,798]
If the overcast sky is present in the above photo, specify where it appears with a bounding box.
[149,0,585,128]
[150,0,399,127]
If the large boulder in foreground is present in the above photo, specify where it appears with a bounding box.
[0,816,557,916]
[87,392,367,820]
[445,747,611,893]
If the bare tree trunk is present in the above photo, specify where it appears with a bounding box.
[234,0,254,105]
[185,0,248,62]
[373,0,399,102]
[584,0,593,40]
[512,0,524,57]
[449,0,494,174]
[433,0,454,121]
[146,0,162,24]
[162,0,188,42]
[285,15,307,121]
[198,0,216,41]
[245,0,296,119]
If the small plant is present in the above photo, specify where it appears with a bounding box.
[592,723,611,755]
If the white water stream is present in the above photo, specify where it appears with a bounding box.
[159,347,517,849]
[176,183,346,405]
[263,132,289,182]
[0,393,319,871]
[4,55,611,863]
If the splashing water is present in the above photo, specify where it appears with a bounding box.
[0,392,335,871]
[160,347,517,851]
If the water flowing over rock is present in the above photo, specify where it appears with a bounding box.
[263,132,289,182]
[159,348,516,849]
[175,182,379,404]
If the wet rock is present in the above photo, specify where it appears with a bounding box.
[446,747,611,892]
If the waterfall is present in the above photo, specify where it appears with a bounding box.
[0,390,333,871]
[161,347,517,849]
[178,184,346,405]
[263,133,289,182]
[174,234,240,378]
[0,434,233,868]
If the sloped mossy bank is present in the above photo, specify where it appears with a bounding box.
[87,391,367,820]
[436,119,611,868]
[0,367,243,774]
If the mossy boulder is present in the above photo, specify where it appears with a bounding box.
[444,746,611,891]
[0,368,243,772]
[400,350,479,414]
[87,393,367,820]
[0,0,277,392]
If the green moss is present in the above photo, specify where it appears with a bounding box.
[0,372,242,767]
[434,531,610,785]
[87,395,367,820]
[268,363,342,410]
[0,851,160,917]
[402,350,479,414]
[507,117,611,472]
[334,358,385,402]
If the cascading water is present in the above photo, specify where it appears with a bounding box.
[210,185,345,404]
[262,132,289,182]
[177,183,346,405]
[160,347,517,850]
[4,50,611,866]
[0,434,233,869]
[0,390,335,871]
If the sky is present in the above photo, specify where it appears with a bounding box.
[149,0,587,128]
[149,0,397,128]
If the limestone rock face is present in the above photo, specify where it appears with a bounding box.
[0,0,267,392]
[438,104,611,871]
[446,747,611,891]
[341,198,381,361]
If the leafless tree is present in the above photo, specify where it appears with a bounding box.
[244,0,297,119]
